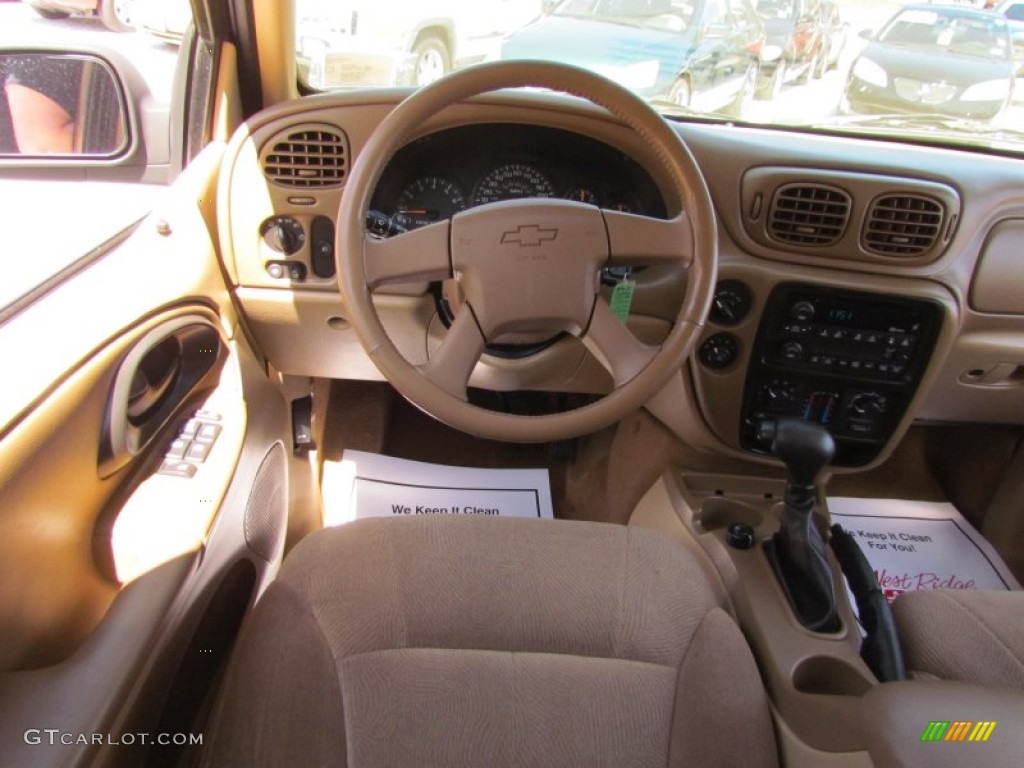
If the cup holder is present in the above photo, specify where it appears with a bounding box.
[699,496,766,532]
[792,655,873,697]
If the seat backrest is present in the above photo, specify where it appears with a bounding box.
[894,589,1024,692]
[201,517,779,767]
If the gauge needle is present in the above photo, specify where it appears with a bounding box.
[398,208,432,215]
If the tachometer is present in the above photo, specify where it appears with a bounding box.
[393,176,466,230]
[472,163,555,206]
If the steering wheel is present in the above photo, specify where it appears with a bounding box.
[337,60,716,443]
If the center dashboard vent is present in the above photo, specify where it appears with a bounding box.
[862,194,944,257]
[260,124,348,188]
[767,184,851,247]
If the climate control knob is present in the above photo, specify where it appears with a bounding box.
[699,333,741,370]
[850,391,888,416]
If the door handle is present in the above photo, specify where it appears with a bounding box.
[99,316,227,478]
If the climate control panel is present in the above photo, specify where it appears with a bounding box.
[741,284,942,466]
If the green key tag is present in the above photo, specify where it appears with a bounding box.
[610,279,635,324]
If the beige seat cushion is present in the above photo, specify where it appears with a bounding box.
[202,516,778,767]
[893,589,1024,691]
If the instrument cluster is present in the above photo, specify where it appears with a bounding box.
[367,123,665,237]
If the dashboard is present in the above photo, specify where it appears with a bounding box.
[220,90,1024,471]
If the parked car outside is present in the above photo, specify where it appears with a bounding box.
[21,0,134,32]
[994,0,1024,71]
[132,0,189,44]
[752,0,826,98]
[296,0,544,89]
[501,0,766,117]
[844,4,1015,120]
[819,0,846,71]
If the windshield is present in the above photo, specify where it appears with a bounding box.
[292,0,1024,154]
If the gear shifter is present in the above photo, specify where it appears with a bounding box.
[760,418,840,633]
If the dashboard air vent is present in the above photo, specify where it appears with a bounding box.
[768,184,850,246]
[862,194,944,257]
[261,125,347,188]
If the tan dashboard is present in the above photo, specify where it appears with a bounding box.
[216,88,1024,469]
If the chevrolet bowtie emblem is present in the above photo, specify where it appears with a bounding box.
[501,224,558,247]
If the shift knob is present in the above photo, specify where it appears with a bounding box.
[760,418,835,487]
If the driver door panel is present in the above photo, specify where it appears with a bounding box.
[0,145,294,766]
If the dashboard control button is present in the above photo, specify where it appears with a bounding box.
[710,280,753,325]
[700,334,741,369]
[850,392,888,416]
[790,300,815,322]
[780,341,804,361]
[311,215,336,278]
[261,216,306,255]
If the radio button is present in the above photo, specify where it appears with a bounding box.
[790,301,816,322]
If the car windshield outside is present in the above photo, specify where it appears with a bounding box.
[294,0,1024,154]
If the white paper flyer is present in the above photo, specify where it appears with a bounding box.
[829,497,1020,602]
[321,450,554,526]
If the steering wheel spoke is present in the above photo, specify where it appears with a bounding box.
[420,307,487,400]
[583,300,660,387]
[363,220,452,289]
[603,210,694,268]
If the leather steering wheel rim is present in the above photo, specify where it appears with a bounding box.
[337,60,717,443]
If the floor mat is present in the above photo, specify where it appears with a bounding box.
[321,450,554,526]
[829,497,1021,602]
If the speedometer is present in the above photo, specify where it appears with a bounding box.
[472,164,555,206]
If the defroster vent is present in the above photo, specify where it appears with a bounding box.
[261,124,347,188]
[863,194,944,257]
[768,184,851,246]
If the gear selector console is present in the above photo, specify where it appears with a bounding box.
[741,284,942,466]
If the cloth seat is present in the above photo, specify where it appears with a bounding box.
[893,589,1024,692]
[202,516,778,767]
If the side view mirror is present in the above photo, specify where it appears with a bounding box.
[1,53,127,157]
[0,45,169,183]
[859,28,875,41]
[541,0,559,14]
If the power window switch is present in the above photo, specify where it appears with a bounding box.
[159,460,197,478]
[186,441,212,463]
[195,423,222,444]
[166,437,191,460]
